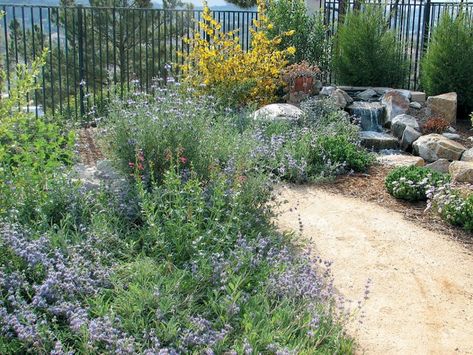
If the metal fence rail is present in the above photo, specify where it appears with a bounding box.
[323,0,473,90]
[0,4,258,118]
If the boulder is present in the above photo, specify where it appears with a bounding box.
[442,133,461,140]
[391,89,412,101]
[253,104,304,121]
[391,114,420,138]
[461,148,473,162]
[331,88,353,108]
[449,161,473,183]
[381,90,410,126]
[377,154,425,167]
[356,88,378,101]
[401,126,422,151]
[320,86,337,96]
[409,102,422,110]
[425,159,451,174]
[410,91,426,103]
[360,131,399,150]
[447,126,456,133]
[412,134,466,162]
[426,92,457,124]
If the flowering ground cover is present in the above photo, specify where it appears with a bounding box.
[0,52,374,352]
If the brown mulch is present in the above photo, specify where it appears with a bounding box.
[319,165,473,247]
[456,118,473,149]
[77,128,104,166]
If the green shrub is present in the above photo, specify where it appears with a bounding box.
[421,12,473,115]
[267,0,332,76]
[428,185,473,232]
[317,135,374,173]
[0,50,75,224]
[385,166,449,201]
[333,6,408,87]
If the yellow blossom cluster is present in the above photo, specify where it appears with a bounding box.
[179,0,295,107]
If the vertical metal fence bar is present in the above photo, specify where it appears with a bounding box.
[2,6,11,95]
[112,8,117,95]
[56,7,63,114]
[21,7,29,112]
[47,7,55,115]
[98,8,104,106]
[169,10,173,67]
[30,7,39,117]
[90,7,96,109]
[158,10,162,78]
[71,8,78,120]
[151,9,155,81]
[145,9,149,91]
[63,7,71,118]
[83,8,89,108]
[139,9,143,90]
[77,5,85,117]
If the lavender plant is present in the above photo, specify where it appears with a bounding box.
[1,65,364,352]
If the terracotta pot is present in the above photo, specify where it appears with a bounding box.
[293,76,314,93]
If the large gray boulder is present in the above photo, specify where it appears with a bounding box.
[425,159,451,174]
[426,92,457,125]
[400,126,422,151]
[331,88,353,109]
[461,148,473,162]
[412,134,466,162]
[381,90,410,126]
[449,161,473,183]
[253,104,304,121]
[360,131,398,150]
[391,114,420,138]
[356,88,378,101]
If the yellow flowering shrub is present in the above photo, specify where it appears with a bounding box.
[180,0,295,107]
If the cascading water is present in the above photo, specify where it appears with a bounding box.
[347,101,385,132]
[348,101,400,151]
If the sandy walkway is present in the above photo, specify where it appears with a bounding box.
[275,185,473,355]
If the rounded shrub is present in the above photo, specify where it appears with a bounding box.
[385,166,450,201]
[421,12,473,115]
[428,186,473,232]
[317,135,374,173]
[333,6,408,87]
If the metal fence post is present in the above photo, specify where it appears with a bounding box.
[77,4,85,117]
[422,0,432,53]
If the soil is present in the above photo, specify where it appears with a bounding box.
[77,128,104,165]
[318,165,473,246]
[275,186,473,355]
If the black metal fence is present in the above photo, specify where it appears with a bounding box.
[0,4,258,118]
[323,0,473,90]
[1,2,473,118]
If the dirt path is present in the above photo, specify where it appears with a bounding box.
[275,185,473,355]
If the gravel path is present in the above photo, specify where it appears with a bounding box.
[276,185,473,355]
